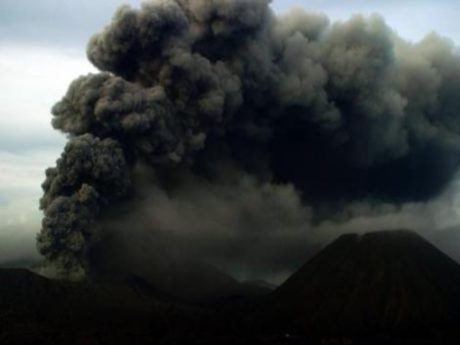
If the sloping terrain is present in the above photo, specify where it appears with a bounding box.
[88,236,272,305]
[2,231,460,344]
[262,230,460,333]
[0,269,229,345]
[262,230,460,335]
[0,268,269,344]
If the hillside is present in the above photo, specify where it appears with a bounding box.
[2,231,460,344]
[262,230,460,335]
[0,269,268,344]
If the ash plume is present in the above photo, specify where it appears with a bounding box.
[38,0,460,279]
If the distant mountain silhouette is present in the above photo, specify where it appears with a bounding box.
[88,236,272,305]
[0,268,272,344]
[2,230,460,344]
[0,268,176,344]
[261,230,460,335]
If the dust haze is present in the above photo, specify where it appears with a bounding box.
[35,0,460,282]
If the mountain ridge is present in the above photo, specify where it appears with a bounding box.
[261,229,460,334]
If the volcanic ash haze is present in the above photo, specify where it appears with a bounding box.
[38,0,460,280]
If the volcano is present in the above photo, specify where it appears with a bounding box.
[2,230,460,343]
[262,230,460,334]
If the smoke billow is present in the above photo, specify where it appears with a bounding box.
[38,0,460,280]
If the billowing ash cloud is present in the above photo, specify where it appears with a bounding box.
[38,0,460,279]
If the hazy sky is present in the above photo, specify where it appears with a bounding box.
[1,0,460,264]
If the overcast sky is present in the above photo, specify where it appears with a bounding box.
[1,0,460,265]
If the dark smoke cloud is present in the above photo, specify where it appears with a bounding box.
[38,134,130,277]
[38,0,460,279]
[89,165,319,282]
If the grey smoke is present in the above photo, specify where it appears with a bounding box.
[38,134,130,277]
[38,0,460,280]
[91,165,318,282]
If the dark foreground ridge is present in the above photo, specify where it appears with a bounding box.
[0,268,249,345]
[262,230,460,335]
[2,230,460,344]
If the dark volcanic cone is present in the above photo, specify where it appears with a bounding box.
[262,230,460,335]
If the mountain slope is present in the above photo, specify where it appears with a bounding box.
[88,237,272,304]
[263,230,460,334]
[0,268,235,344]
[0,269,271,344]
